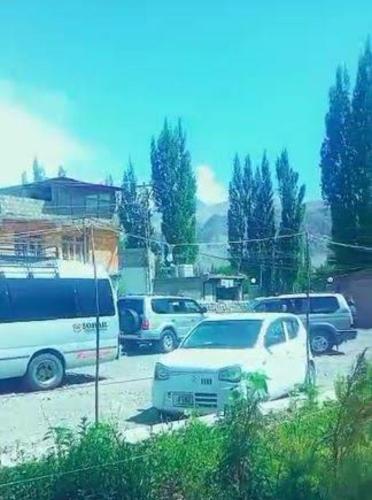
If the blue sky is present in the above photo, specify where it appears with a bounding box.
[0,1,371,203]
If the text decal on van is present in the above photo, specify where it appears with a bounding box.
[73,321,108,333]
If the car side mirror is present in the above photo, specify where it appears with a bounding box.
[200,306,207,314]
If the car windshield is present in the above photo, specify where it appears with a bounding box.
[181,320,262,349]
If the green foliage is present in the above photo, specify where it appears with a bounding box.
[21,171,28,185]
[119,159,154,249]
[350,39,372,263]
[32,157,46,182]
[251,153,276,295]
[275,149,306,293]
[57,165,67,178]
[321,39,372,269]
[151,119,198,264]
[227,154,245,270]
[105,174,113,186]
[1,357,371,500]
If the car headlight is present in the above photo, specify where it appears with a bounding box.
[154,362,170,381]
[219,365,242,383]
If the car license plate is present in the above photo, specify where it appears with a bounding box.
[172,392,194,407]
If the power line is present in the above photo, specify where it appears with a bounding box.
[311,234,372,252]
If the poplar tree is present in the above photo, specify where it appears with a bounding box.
[151,119,197,264]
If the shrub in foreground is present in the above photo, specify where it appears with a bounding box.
[0,354,370,500]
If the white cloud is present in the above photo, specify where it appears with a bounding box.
[0,81,93,186]
[196,164,227,205]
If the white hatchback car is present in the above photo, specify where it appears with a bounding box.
[152,313,316,414]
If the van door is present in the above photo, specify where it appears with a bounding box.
[263,319,291,398]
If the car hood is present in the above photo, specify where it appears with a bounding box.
[160,347,263,371]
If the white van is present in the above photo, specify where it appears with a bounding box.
[0,260,119,391]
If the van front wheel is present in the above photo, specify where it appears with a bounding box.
[25,353,64,391]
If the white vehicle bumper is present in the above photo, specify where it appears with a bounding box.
[152,372,240,414]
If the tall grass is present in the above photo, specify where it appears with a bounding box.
[0,353,371,500]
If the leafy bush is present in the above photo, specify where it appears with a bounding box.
[0,354,371,500]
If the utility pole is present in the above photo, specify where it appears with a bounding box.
[91,225,101,425]
[305,231,311,367]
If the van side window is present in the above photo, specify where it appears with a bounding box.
[310,296,339,314]
[7,279,78,322]
[76,279,115,317]
[284,318,299,339]
[265,320,286,348]
[2,278,115,323]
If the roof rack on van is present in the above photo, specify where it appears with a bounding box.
[0,254,60,278]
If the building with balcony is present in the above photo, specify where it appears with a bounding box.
[0,177,121,277]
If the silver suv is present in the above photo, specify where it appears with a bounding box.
[252,293,357,354]
[118,295,207,353]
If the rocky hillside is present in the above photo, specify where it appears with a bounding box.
[196,199,331,268]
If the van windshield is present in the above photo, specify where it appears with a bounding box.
[181,320,262,349]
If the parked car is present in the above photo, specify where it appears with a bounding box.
[252,293,357,354]
[152,313,316,414]
[0,260,119,391]
[118,295,207,353]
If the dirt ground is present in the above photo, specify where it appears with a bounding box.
[0,329,370,463]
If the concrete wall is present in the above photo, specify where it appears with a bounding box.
[334,270,372,328]
[153,276,204,300]
[121,267,150,295]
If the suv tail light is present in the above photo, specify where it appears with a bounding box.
[141,319,150,330]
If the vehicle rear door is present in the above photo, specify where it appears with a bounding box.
[310,296,348,329]
[283,317,307,387]
[262,319,291,398]
[153,299,195,339]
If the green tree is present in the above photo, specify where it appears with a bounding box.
[151,119,197,264]
[275,149,306,293]
[32,157,46,182]
[350,39,372,262]
[58,165,67,177]
[105,174,114,186]
[228,154,245,271]
[320,66,356,269]
[241,155,255,275]
[21,171,28,185]
[119,160,153,249]
[253,153,276,295]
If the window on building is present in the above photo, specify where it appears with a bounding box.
[14,236,44,258]
[85,194,98,216]
[62,236,85,262]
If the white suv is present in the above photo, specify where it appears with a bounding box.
[118,295,207,353]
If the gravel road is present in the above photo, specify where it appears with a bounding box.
[0,330,370,462]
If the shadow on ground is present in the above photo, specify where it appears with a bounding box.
[0,372,106,396]
[126,407,186,426]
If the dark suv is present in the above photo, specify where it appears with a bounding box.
[252,293,357,354]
